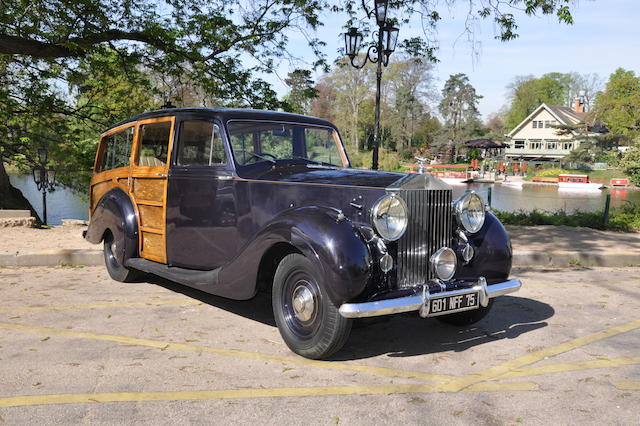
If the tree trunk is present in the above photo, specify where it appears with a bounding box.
[0,159,42,222]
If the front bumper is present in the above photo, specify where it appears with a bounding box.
[338,277,522,319]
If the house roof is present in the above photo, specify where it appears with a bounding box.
[507,103,586,137]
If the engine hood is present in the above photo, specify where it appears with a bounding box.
[241,165,406,189]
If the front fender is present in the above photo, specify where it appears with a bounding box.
[85,188,138,265]
[217,206,372,304]
[455,212,513,284]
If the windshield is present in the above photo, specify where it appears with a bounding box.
[227,121,347,169]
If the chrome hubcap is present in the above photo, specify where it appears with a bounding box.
[292,284,315,322]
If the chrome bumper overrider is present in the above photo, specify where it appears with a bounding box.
[338,277,522,319]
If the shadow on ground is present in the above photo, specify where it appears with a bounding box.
[145,275,554,360]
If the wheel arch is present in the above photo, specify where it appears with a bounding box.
[85,187,139,265]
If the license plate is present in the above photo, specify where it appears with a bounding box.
[429,292,479,315]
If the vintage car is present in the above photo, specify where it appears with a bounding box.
[85,107,521,359]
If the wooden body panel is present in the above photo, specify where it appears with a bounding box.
[130,116,175,263]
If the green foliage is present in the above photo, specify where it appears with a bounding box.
[534,168,571,177]
[620,146,640,186]
[595,68,640,137]
[504,75,567,130]
[283,70,318,114]
[493,205,640,232]
[436,73,483,159]
[608,201,640,232]
[400,149,413,160]
[379,150,401,171]
[350,150,373,169]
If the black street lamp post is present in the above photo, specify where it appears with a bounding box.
[344,0,399,170]
[31,147,56,226]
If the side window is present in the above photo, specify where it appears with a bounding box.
[97,127,134,172]
[177,121,227,166]
[137,121,172,167]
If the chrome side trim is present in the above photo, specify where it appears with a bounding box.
[338,278,522,319]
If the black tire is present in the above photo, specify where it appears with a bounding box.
[436,299,494,326]
[103,232,139,283]
[272,253,352,359]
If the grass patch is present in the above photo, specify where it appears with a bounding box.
[493,202,640,232]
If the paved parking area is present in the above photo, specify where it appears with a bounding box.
[0,265,638,424]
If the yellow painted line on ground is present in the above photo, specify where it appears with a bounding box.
[438,319,640,392]
[0,382,539,408]
[0,322,453,383]
[611,381,640,390]
[497,356,640,379]
[0,300,200,314]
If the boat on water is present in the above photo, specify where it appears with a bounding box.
[501,180,524,188]
[557,174,604,190]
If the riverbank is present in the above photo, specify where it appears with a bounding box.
[1,223,638,268]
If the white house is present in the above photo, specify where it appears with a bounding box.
[505,98,598,161]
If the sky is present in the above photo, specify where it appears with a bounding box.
[262,0,640,121]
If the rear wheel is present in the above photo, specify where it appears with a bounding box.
[272,254,351,359]
[103,232,139,282]
[436,299,494,326]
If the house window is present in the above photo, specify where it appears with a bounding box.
[546,140,557,150]
[562,142,574,150]
[532,121,537,129]
[514,140,525,149]
[529,140,542,150]
[545,120,557,128]
[532,120,543,129]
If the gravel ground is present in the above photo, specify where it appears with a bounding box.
[0,225,95,253]
[1,224,638,255]
[0,266,638,424]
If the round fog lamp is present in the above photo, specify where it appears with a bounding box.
[380,253,393,273]
[430,247,457,281]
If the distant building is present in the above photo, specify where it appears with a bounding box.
[505,97,599,161]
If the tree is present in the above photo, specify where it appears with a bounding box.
[504,75,566,130]
[620,145,640,186]
[283,70,318,114]
[0,0,326,210]
[385,56,435,152]
[594,68,640,137]
[437,73,482,160]
[325,58,375,153]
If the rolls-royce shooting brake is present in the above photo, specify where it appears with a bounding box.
[85,107,522,359]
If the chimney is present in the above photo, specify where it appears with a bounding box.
[573,91,585,113]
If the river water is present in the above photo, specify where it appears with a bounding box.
[8,174,640,225]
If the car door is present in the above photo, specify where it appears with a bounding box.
[129,116,175,263]
[165,117,239,270]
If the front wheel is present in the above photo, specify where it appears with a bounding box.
[103,233,139,283]
[272,254,351,359]
[436,299,494,326]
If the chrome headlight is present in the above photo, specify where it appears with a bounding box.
[455,191,485,233]
[371,194,408,241]
[430,247,457,281]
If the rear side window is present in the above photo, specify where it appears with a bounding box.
[137,121,172,167]
[97,127,134,172]
[177,121,227,166]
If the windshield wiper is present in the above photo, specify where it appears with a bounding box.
[292,156,338,169]
[248,152,276,164]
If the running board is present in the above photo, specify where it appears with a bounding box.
[125,258,219,290]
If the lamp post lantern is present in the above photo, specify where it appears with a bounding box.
[31,146,56,225]
[344,0,398,170]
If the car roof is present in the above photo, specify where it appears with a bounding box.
[103,107,336,134]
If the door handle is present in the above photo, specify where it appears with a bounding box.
[216,175,233,181]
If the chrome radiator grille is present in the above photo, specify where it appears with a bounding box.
[396,189,452,288]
